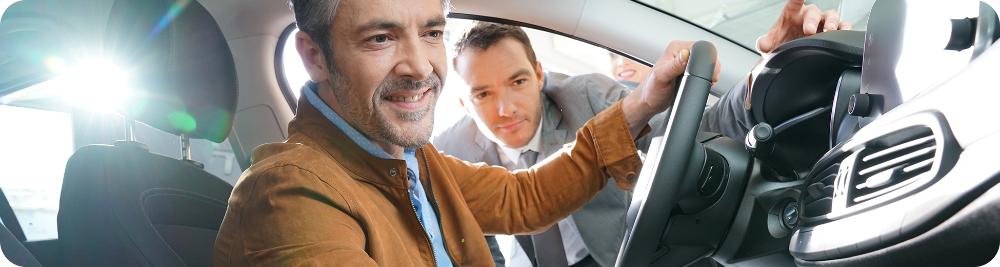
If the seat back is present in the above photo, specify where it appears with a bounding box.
[59,144,232,266]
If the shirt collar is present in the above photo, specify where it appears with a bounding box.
[496,114,544,166]
[301,81,415,160]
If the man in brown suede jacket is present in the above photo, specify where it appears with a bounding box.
[212,0,849,265]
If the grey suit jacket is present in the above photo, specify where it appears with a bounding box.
[434,72,659,267]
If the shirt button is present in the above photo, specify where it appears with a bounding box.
[389,167,399,177]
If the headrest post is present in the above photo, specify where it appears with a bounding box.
[181,134,193,161]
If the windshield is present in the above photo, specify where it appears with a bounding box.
[636,0,874,50]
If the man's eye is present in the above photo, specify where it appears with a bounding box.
[369,34,390,44]
[514,79,527,86]
[423,30,444,43]
[474,92,489,100]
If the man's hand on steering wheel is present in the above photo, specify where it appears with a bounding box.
[621,41,721,139]
[757,0,853,53]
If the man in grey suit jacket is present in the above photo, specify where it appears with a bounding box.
[435,73,641,267]
[433,22,659,267]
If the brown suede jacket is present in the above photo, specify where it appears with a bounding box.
[213,96,643,266]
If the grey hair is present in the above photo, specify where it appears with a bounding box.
[288,0,340,70]
[288,0,452,69]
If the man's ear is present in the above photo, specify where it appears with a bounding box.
[534,62,545,91]
[295,31,330,82]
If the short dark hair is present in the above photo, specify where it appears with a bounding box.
[288,0,339,70]
[453,22,538,68]
[288,0,451,71]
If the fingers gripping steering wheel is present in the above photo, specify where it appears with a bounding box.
[615,41,717,266]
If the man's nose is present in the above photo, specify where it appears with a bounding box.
[496,91,517,117]
[394,38,434,81]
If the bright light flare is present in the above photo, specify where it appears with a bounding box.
[2,57,133,113]
[55,58,133,112]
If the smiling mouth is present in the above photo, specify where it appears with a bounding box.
[383,88,432,111]
[496,119,526,132]
[617,69,636,79]
[385,93,424,103]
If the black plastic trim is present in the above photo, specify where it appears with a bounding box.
[274,23,300,112]
[446,13,651,65]
[791,111,975,261]
[628,0,759,54]
[0,189,25,242]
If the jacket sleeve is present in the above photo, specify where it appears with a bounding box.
[234,165,377,266]
[701,78,754,141]
[443,100,642,235]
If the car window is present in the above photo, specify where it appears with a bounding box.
[278,19,636,136]
[0,105,73,241]
[636,0,874,50]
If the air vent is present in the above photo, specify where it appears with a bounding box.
[797,112,958,225]
[848,127,936,206]
[803,163,838,217]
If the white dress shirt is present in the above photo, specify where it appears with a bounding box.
[492,116,590,266]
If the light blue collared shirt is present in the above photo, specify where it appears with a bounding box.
[303,82,452,266]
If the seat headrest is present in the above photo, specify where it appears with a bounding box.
[1,0,238,143]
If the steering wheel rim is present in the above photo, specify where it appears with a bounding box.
[616,41,717,266]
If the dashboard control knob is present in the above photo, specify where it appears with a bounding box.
[745,122,775,157]
[848,93,873,117]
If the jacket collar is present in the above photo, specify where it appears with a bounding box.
[286,94,412,189]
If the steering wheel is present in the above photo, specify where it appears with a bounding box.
[615,41,717,266]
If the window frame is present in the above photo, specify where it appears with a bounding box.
[447,13,657,67]
[628,0,760,53]
[275,23,301,112]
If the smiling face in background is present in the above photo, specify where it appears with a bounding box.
[454,37,545,148]
[302,0,447,155]
[611,53,652,85]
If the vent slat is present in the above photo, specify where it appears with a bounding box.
[853,174,922,203]
[861,135,934,162]
[858,146,935,176]
[802,163,839,218]
[850,127,938,207]
[902,157,934,173]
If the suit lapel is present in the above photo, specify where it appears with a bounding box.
[472,124,503,166]
[539,94,570,158]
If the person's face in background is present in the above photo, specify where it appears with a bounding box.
[454,38,545,148]
[610,53,652,89]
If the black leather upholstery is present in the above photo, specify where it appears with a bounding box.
[0,220,42,267]
[59,144,232,267]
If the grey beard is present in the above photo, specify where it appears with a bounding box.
[328,67,442,149]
